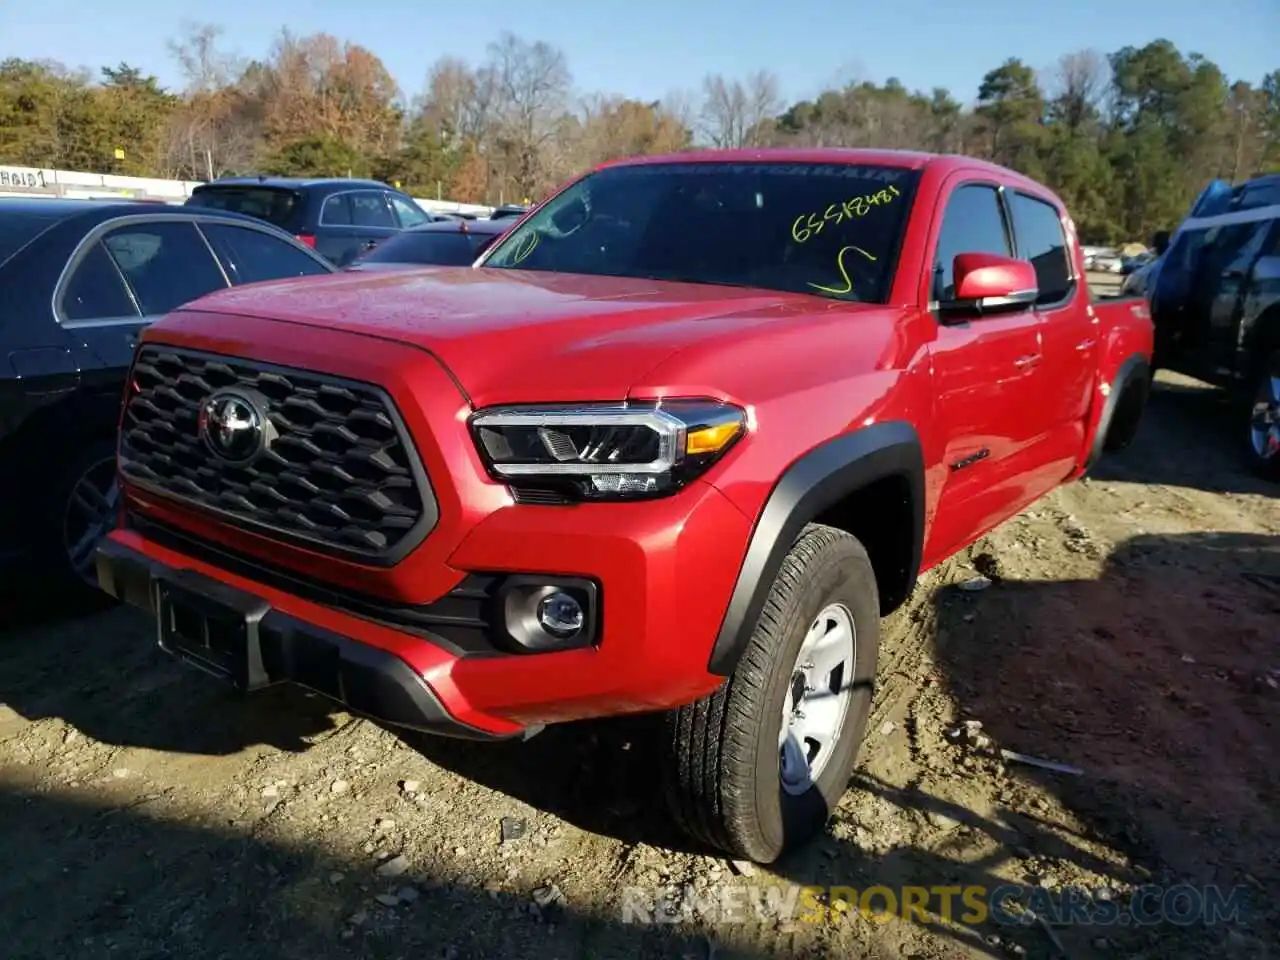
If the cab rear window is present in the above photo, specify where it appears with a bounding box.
[187,187,303,230]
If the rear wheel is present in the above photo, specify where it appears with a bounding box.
[662,524,880,863]
[1245,349,1280,482]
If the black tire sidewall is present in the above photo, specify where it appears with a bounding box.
[740,528,880,860]
[32,435,120,591]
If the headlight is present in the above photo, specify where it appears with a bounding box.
[469,400,746,501]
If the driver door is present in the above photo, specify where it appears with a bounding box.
[923,180,1048,559]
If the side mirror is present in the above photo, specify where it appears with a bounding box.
[938,252,1038,318]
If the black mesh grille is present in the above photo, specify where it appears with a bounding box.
[120,346,436,563]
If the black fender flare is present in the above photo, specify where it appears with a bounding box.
[1084,354,1151,472]
[706,421,925,676]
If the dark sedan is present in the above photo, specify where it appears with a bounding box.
[344,218,509,271]
[0,197,336,602]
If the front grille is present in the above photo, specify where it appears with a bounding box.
[120,346,437,564]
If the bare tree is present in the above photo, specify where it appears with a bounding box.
[167,22,242,94]
[698,70,782,148]
[164,24,257,178]
[485,32,571,196]
[1046,49,1110,134]
[417,57,478,143]
[657,87,699,136]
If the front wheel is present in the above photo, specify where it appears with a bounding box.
[1245,350,1280,482]
[663,524,881,863]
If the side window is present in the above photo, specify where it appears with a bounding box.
[1236,183,1280,211]
[1261,220,1280,258]
[1217,222,1267,270]
[350,191,396,228]
[199,222,331,285]
[932,184,1011,301]
[1009,192,1073,305]
[1193,223,1253,287]
[61,242,140,322]
[102,221,228,316]
[389,195,430,228]
[321,194,353,226]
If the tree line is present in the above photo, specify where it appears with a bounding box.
[1,24,1277,243]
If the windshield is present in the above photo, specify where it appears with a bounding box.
[480,161,920,303]
[360,229,498,266]
[187,187,302,230]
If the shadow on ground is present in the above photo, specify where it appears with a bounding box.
[1092,374,1279,497]
[0,783,728,960]
[902,529,1279,958]
[2,373,1276,958]
[413,531,1280,959]
[0,573,346,755]
[398,713,698,854]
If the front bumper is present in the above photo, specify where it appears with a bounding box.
[95,536,515,740]
[98,473,753,735]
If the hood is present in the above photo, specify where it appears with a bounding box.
[174,267,850,406]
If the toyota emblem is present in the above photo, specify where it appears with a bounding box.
[199,388,273,465]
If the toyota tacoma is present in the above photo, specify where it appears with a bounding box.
[96,149,1154,863]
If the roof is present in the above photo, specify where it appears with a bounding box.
[597,147,939,172]
[196,177,394,191]
[0,196,293,230]
[592,147,1059,203]
[0,196,130,217]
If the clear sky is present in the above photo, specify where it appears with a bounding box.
[4,0,1277,108]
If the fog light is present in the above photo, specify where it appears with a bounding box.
[498,576,599,653]
[537,591,584,638]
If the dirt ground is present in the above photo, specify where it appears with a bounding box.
[2,288,1278,959]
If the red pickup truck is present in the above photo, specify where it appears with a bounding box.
[96,149,1153,863]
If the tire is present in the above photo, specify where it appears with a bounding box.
[1102,372,1150,453]
[663,523,881,863]
[30,435,122,609]
[1245,349,1280,482]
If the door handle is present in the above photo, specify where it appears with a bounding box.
[1013,354,1040,369]
[1075,338,1096,351]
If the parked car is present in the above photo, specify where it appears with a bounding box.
[1080,245,1108,270]
[345,218,509,271]
[0,197,336,598]
[185,177,435,267]
[1149,174,1280,478]
[488,204,529,221]
[1120,231,1169,298]
[1121,251,1154,275]
[1090,250,1123,273]
[96,149,1152,863]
